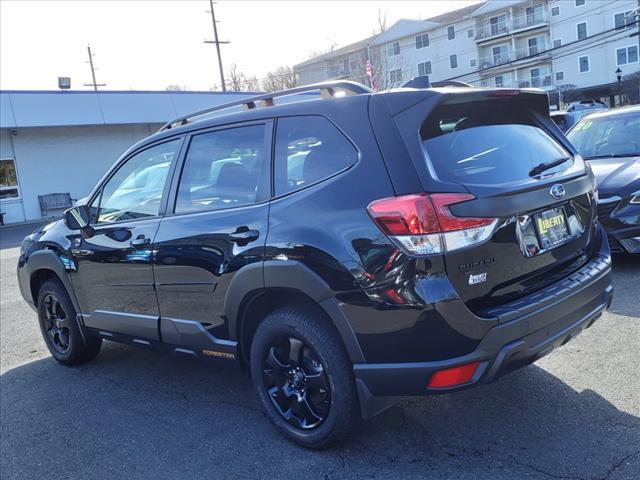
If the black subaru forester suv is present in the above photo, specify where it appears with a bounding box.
[18,80,613,449]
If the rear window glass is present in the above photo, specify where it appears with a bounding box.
[421,102,572,185]
[566,111,640,159]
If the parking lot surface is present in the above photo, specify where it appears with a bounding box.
[1,223,639,479]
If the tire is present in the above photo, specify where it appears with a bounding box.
[250,306,360,449]
[37,278,102,365]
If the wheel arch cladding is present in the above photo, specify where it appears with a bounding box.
[226,260,365,365]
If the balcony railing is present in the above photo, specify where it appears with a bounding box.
[475,10,549,41]
[518,75,552,88]
[479,43,551,70]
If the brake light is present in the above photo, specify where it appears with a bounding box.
[367,193,497,256]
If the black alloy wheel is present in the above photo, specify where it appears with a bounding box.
[262,334,331,429]
[41,293,71,354]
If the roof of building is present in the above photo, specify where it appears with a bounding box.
[427,2,487,23]
[0,90,257,129]
[295,35,378,69]
[296,2,486,65]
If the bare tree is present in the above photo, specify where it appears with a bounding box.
[374,9,388,34]
[308,41,338,59]
[261,66,297,92]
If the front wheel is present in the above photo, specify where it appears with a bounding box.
[250,306,360,449]
[37,278,102,365]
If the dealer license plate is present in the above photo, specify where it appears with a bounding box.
[534,207,570,250]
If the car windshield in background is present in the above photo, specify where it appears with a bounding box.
[421,102,572,185]
[567,111,640,160]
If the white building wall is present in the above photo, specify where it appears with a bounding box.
[1,123,160,224]
[549,0,639,90]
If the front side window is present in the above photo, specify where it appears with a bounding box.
[421,101,573,185]
[92,140,179,224]
[274,116,357,196]
[0,158,19,199]
[175,125,266,213]
[567,111,640,159]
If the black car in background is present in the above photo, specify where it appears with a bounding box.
[17,81,612,448]
[567,105,640,254]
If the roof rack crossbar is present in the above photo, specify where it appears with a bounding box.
[159,80,371,132]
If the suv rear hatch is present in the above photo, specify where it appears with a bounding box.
[371,89,597,314]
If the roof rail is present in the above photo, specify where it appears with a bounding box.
[159,80,371,132]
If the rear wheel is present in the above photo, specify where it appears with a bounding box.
[37,278,101,365]
[250,306,360,449]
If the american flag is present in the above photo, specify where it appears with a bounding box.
[365,59,378,92]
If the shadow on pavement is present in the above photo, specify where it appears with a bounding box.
[1,342,638,479]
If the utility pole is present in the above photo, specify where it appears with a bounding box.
[204,0,229,91]
[84,45,105,91]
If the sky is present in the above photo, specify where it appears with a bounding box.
[0,0,481,91]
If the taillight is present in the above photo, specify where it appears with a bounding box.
[367,193,497,256]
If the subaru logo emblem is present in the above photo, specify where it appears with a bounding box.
[550,184,565,200]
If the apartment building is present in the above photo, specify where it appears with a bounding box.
[294,0,640,103]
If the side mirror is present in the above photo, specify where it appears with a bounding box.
[64,205,93,235]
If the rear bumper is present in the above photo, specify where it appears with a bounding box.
[353,226,612,413]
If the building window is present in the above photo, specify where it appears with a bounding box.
[388,41,400,56]
[555,71,565,82]
[495,75,504,87]
[447,25,455,40]
[614,11,635,30]
[492,44,509,64]
[551,6,560,16]
[0,159,19,200]
[418,61,432,76]
[579,55,590,73]
[528,37,544,55]
[553,39,562,48]
[575,0,585,6]
[389,69,403,84]
[616,45,639,65]
[415,33,429,49]
[577,22,587,40]
[470,58,477,67]
[490,15,507,36]
[449,54,458,69]
[468,29,474,38]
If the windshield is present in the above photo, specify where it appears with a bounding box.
[421,101,572,185]
[567,111,640,159]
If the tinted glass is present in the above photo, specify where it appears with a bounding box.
[274,116,357,196]
[567,111,640,159]
[175,125,266,213]
[421,102,571,185]
[93,139,179,224]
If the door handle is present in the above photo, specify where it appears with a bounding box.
[229,228,259,244]
[130,235,151,250]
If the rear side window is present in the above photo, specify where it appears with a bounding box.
[274,116,357,196]
[420,102,572,185]
[175,124,267,213]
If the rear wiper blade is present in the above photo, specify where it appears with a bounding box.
[529,157,571,177]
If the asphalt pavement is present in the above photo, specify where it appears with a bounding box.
[1,222,638,479]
